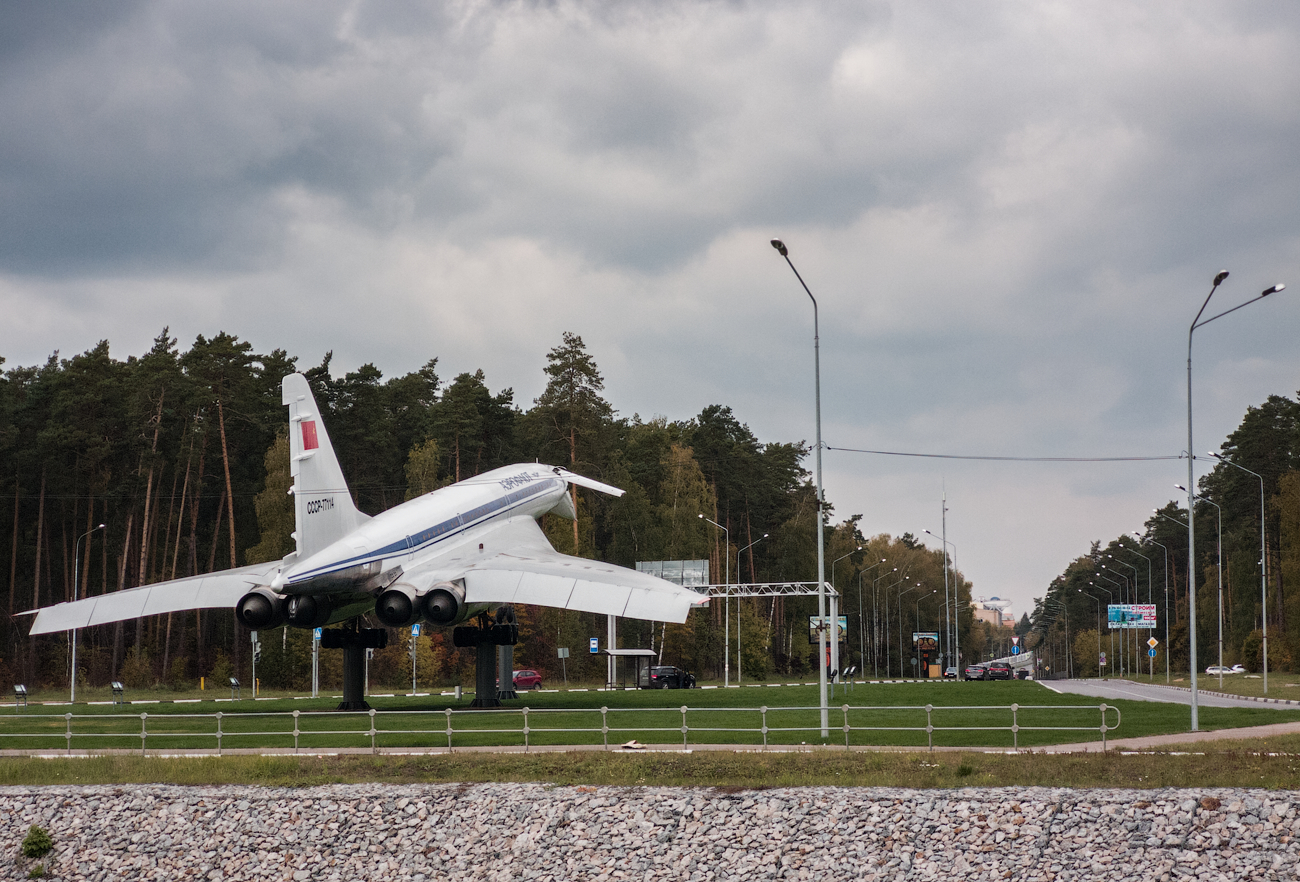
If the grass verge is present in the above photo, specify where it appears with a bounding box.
[1,742,1299,790]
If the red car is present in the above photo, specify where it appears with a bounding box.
[512,670,543,690]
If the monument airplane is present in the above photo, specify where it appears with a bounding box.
[25,374,704,707]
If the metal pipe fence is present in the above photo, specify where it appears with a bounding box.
[0,703,1119,755]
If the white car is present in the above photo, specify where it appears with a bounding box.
[1205,664,1244,675]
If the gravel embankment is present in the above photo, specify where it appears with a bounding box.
[1,783,1296,880]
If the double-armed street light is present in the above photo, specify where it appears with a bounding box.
[771,238,829,736]
[1208,451,1270,692]
[1185,271,1285,730]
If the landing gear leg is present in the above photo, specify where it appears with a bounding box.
[454,607,519,709]
[321,624,388,710]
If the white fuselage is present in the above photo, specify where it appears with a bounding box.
[280,464,569,593]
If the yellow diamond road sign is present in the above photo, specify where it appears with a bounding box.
[1148,637,1159,648]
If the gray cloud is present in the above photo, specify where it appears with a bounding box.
[2,0,1299,613]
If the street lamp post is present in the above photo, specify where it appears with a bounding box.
[1117,540,1156,677]
[828,545,862,682]
[70,523,106,703]
[1106,554,1142,678]
[1179,485,1224,688]
[772,238,829,736]
[898,582,925,678]
[1089,581,1116,675]
[1210,451,1269,692]
[1134,532,1172,683]
[733,532,768,684]
[878,573,907,676]
[1094,572,1126,673]
[858,559,886,672]
[1186,272,1285,730]
[924,528,959,672]
[698,514,730,686]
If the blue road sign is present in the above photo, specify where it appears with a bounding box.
[1148,648,1157,658]
[412,623,421,637]
[589,637,599,654]
[1011,645,1021,655]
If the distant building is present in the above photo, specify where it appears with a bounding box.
[971,597,1015,629]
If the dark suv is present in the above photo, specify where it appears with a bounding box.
[986,661,1013,680]
[646,665,696,689]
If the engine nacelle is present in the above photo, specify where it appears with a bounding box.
[424,581,468,626]
[286,594,334,629]
[236,589,285,629]
[374,585,422,628]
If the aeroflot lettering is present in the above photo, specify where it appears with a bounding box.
[499,472,541,491]
[306,498,336,515]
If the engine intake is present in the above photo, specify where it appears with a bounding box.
[424,582,466,626]
[375,586,421,628]
[236,589,285,629]
[286,594,333,629]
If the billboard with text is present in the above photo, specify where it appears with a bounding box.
[1107,603,1156,629]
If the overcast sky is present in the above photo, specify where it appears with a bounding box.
[3,1,1299,617]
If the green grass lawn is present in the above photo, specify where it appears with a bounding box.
[5,679,1299,753]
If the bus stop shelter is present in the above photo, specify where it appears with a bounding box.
[601,648,658,690]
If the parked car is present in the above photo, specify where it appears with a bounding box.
[512,670,543,690]
[1231,664,1246,674]
[964,664,987,680]
[986,661,1013,680]
[944,666,959,679]
[1014,668,1031,680]
[645,665,696,689]
[1205,664,1246,675]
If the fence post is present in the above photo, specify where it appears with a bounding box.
[522,707,530,753]
[369,707,378,754]
[216,712,223,755]
[293,709,301,753]
[1011,703,1019,750]
[760,706,768,750]
[842,704,851,750]
[140,713,148,756]
[445,707,454,752]
[925,704,933,751]
[600,706,609,751]
[681,705,689,749]
[1100,703,1108,751]
[64,713,72,755]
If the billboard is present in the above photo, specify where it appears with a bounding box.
[912,632,940,652]
[636,560,710,588]
[1107,603,1157,629]
[808,615,848,643]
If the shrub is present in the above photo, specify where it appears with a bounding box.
[21,825,52,859]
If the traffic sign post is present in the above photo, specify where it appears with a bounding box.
[1148,638,1158,677]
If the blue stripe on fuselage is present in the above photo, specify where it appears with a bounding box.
[288,478,558,584]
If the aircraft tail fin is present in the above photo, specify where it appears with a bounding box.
[282,373,369,560]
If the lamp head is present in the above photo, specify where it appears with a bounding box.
[96,523,106,530]
[1213,270,1229,286]
[770,239,788,257]
[1263,283,1285,296]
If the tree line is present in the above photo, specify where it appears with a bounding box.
[0,330,975,692]
[1028,394,1300,678]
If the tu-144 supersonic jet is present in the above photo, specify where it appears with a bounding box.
[26,373,705,708]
